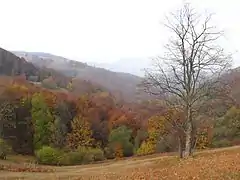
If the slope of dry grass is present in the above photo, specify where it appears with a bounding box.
[0,146,239,180]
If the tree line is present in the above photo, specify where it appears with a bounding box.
[0,73,239,164]
[0,3,239,164]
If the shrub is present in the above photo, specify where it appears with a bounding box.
[114,143,124,159]
[65,147,104,165]
[0,139,11,160]
[123,142,134,157]
[108,126,134,157]
[36,146,63,165]
[211,139,232,148]
[76,146,94,164]
[66,151,84,165]
[36,146,105,166]
[65,147,93,165]
[90,148,105,161]
[104,147,115,159]
[58,153,71,166]
[136,141,155,156]
[196,133,209,150]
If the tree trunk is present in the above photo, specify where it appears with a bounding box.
[185,122,193,157]
[178,136,184,158]
[184,106,193,158]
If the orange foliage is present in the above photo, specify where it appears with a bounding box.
[41,90,57,109]
[114,143,124,159]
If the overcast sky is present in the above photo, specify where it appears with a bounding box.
[0,0,239,67]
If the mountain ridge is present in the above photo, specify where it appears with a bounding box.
[12,51,151,102]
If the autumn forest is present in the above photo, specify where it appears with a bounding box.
[0,3,240,179]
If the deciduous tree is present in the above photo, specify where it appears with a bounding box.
[31,93,54,149]
[142,3,232,157]
[67,115,94,149]
[108,125,134,157]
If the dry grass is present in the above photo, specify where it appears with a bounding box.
[0,146,239,180]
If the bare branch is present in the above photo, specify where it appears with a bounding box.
[140,3,233,157]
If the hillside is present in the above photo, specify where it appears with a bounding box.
[13,51,150,102]
[0,48,39,78]
[0,48,107,96]
[2,49,240,103]
[220,67,240,104]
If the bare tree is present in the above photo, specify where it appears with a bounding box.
[142,3,232,158]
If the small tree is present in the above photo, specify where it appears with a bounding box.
[137,115,168,155]
[108,126,134,157]
[67,115,94,150]
[137,141,155,156]
[31,93,54,150]
[41,77,58,89]
[142,3,232,157]
[51,115,68,148]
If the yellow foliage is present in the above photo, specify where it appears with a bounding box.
[136,141,155,156]
[67,115,94,150]
[147,115,166,143]
[196,130,209,150]
[6,83,29,98]
[136,115,168,156]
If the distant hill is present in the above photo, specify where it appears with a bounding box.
[3,49,240,103]
[0,48,105,96]
[0,48,39,78]
[13,51,150,102]
[88,58,151,77]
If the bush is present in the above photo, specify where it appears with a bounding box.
[77,146,94,164]
[90,148,105,161]
[104,147,115,159]
[108,126,134,157]
[136,141,155,156]
[58,153,71,166]
[123,142,134,157]
[114,143,124,159]
[0,139,11,160]
[211,139,232,148]
[65,151,85,165]
[64,147,104,165]
[36,146,105,166]
[36,146,63,165]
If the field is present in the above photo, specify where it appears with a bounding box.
[0,146,239,180]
